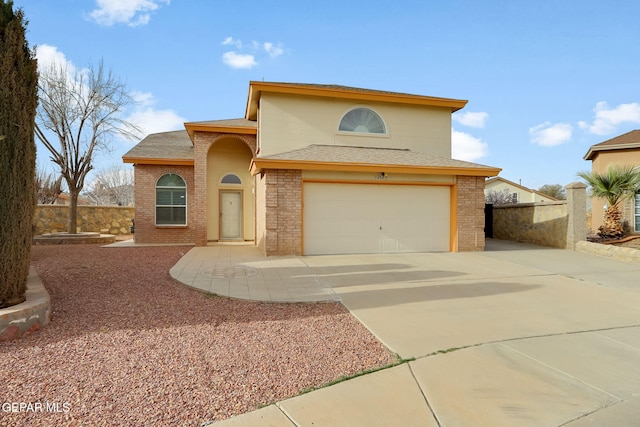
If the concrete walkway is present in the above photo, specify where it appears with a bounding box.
[169,244,340,302]
[171,240,640,427]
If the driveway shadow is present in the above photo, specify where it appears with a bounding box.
[303,263,466,288]
[337,281,540,310]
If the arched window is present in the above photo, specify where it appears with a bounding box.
[221,174,242,184]
[156,174,186,225]
[339,107,386,134]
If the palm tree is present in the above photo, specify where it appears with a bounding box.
[578,164,640,238]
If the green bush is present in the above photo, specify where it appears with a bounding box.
[0,1,38,308]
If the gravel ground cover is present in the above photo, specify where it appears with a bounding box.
[1,245,396,426]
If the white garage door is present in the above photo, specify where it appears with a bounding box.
[303,183,450,255]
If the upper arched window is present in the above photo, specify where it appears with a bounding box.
[221,174,242,184]
[339,107,386,134]
[156,174,186,225]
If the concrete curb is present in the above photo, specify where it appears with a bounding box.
[0,267,51,342]
[33,233,116,245]
[575,240,640,264]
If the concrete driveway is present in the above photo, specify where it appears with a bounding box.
[196,239,640,426]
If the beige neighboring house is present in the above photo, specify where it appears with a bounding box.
[485,177,559,204]
[583,129,640,233]
[55,193,90,206]
[123,81,501,256]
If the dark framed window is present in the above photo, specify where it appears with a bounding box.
[221,174,242,184]
[156,174,186,225]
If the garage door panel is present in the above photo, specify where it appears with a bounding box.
[303,183,450,255]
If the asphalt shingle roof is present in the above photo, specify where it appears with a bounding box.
[122,130,193,162]
[589,129,640,148]
[583,129,640,160]
[259,144,497,170]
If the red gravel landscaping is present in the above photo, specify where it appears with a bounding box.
[0,245,397,426]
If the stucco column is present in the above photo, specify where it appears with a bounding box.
[565,182,587,249]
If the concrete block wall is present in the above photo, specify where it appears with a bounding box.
[491,182,587,249]
[493,202,568,248]
[33,205,134,236]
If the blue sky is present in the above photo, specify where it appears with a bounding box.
[17,0,640,190]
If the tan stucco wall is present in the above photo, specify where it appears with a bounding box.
[255,172,267,254]
[258,92,452,156]
[588,150,640,232]
[33,205,134,235]
[206,138,255,241]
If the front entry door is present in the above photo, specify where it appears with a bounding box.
[220,191,242,240]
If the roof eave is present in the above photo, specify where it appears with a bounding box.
[250,158,500,177]
[122,157,194,166]
[246,81,468,120]
[184,122,257,141]
[584,142,640,160]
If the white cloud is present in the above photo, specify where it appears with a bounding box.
[35,45,90,93]
[222,36,242,49]
[529,122,573,147]
[221,37,284,69]
[452,111,488,128]
[452,129,489,162]
[89,0,169,27]
[222,51,257,69]
[264,42,284,58]
[578,101,640,135]
[127,92,186,138]
[35,44,73,72]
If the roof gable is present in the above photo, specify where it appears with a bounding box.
[583,129,640,160]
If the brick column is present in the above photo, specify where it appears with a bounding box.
[456,176,486,251]
[264,169,302,256]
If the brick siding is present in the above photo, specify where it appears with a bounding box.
[262,169,302,256]
[133,165,196,244]
[193,132,256,246]
[456,175,486,251]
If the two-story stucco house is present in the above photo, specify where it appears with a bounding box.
[583,129,640,233]
[123,82,501,256]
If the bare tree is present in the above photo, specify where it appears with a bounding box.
[83,165,134,206]
[35,60,140,233]
[485,188,516,205]
[35,167,63,204]
[538,183,566,200]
